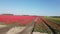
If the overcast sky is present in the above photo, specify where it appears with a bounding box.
[0,0,60,16]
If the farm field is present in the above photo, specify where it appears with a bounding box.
[0,15,60,34]
[43,17,60,34]
[44,17,60,25]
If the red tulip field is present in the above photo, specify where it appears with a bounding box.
[0,15,37,25]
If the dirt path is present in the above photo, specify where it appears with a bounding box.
[6,26,26,34]
[0,26,47,34]
[0,26,14,34]
[33,32,47,34]
[17,17,38,34]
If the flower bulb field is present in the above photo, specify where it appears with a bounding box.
[0,15,60,34]
[0,15,37,25]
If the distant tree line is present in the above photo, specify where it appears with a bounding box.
[1,14,14,15]
[50,16,60,18]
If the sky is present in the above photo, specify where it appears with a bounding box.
[0,0,60,16]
